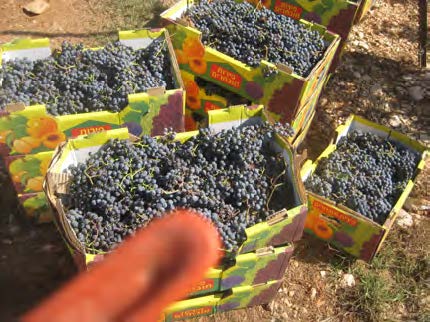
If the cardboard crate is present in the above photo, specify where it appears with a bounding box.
[45,113,307,267]
[182,70,251,130]
[301,115,429,261]
[161,0,340,125]
[162,279,282,321]
[246,0,360,73]
[0,29,185,156]
[354,0,375,24]
[5,151,54,194]
[18,192,53,224]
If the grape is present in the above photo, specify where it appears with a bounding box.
[0,39,175,115]
[184,0,327,77]
[64,121,294,253]
[305,130,420,224]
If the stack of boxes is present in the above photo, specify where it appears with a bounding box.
[44,106,308,319]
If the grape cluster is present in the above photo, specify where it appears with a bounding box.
[195,77,251,106]
[64,122,294,253]
[0,39,175,115]
[305,130,420,224]
[184,0,327,77]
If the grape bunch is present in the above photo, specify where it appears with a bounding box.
[0,39,175,115]
[305,130,420,224]
[184,0,327,77]
[64,122,295,253]
[195,77,251,106]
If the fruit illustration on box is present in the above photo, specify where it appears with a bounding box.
[304,209,318,230]
[313,217,333,239]
[185,79,201,110]
[22,193,52,223]
[8,152,53,193]
[174,34,207,75]
[0,114,65,154]
[120,90,184,137]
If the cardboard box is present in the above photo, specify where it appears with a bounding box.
[162,279,283,321]
[161,0,340,125]
[354,0,375,24]
[301,115,429,261]
[5,151,54,194]
[45,109,307,267]
[0,29,185,156]
[18,192,53,224]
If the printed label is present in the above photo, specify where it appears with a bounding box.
[71,125,112,137]
[172,306,213,320]
[189,278,215,293]
[210,64,242,89]
[312,199,358,226]
[273,0,303,20]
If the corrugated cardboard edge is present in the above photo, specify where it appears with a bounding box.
[163,28,185,90]
[44,140,85,254]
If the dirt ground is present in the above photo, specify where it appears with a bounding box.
[0,0,429,321]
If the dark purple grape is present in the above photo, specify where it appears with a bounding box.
[123,122,143,136]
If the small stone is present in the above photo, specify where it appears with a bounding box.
[408,86,424,101]
[353,71,361,79]
[281,313,289,320]
[2,239,12,245]
[397,209,413,228]
[402,75,414,81]
[310,288,317,300]
[23,0,50,15]
[370,83,383,97]
[389,115,402,128]
[420,295,430,306]
[302,307,308,314]
[283,298,292,307]
[320,271,327,278]
[8,225,20,235]
[320,97,328,107]
[270,301,276,312]
[341,273,356,287]
[288,290,295,297]
[420,133,430,143]
[404,198,430,213]
[41,244,56,252]
[362,75,372,82]
[359,41,369,50]
[357,31,365,39]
